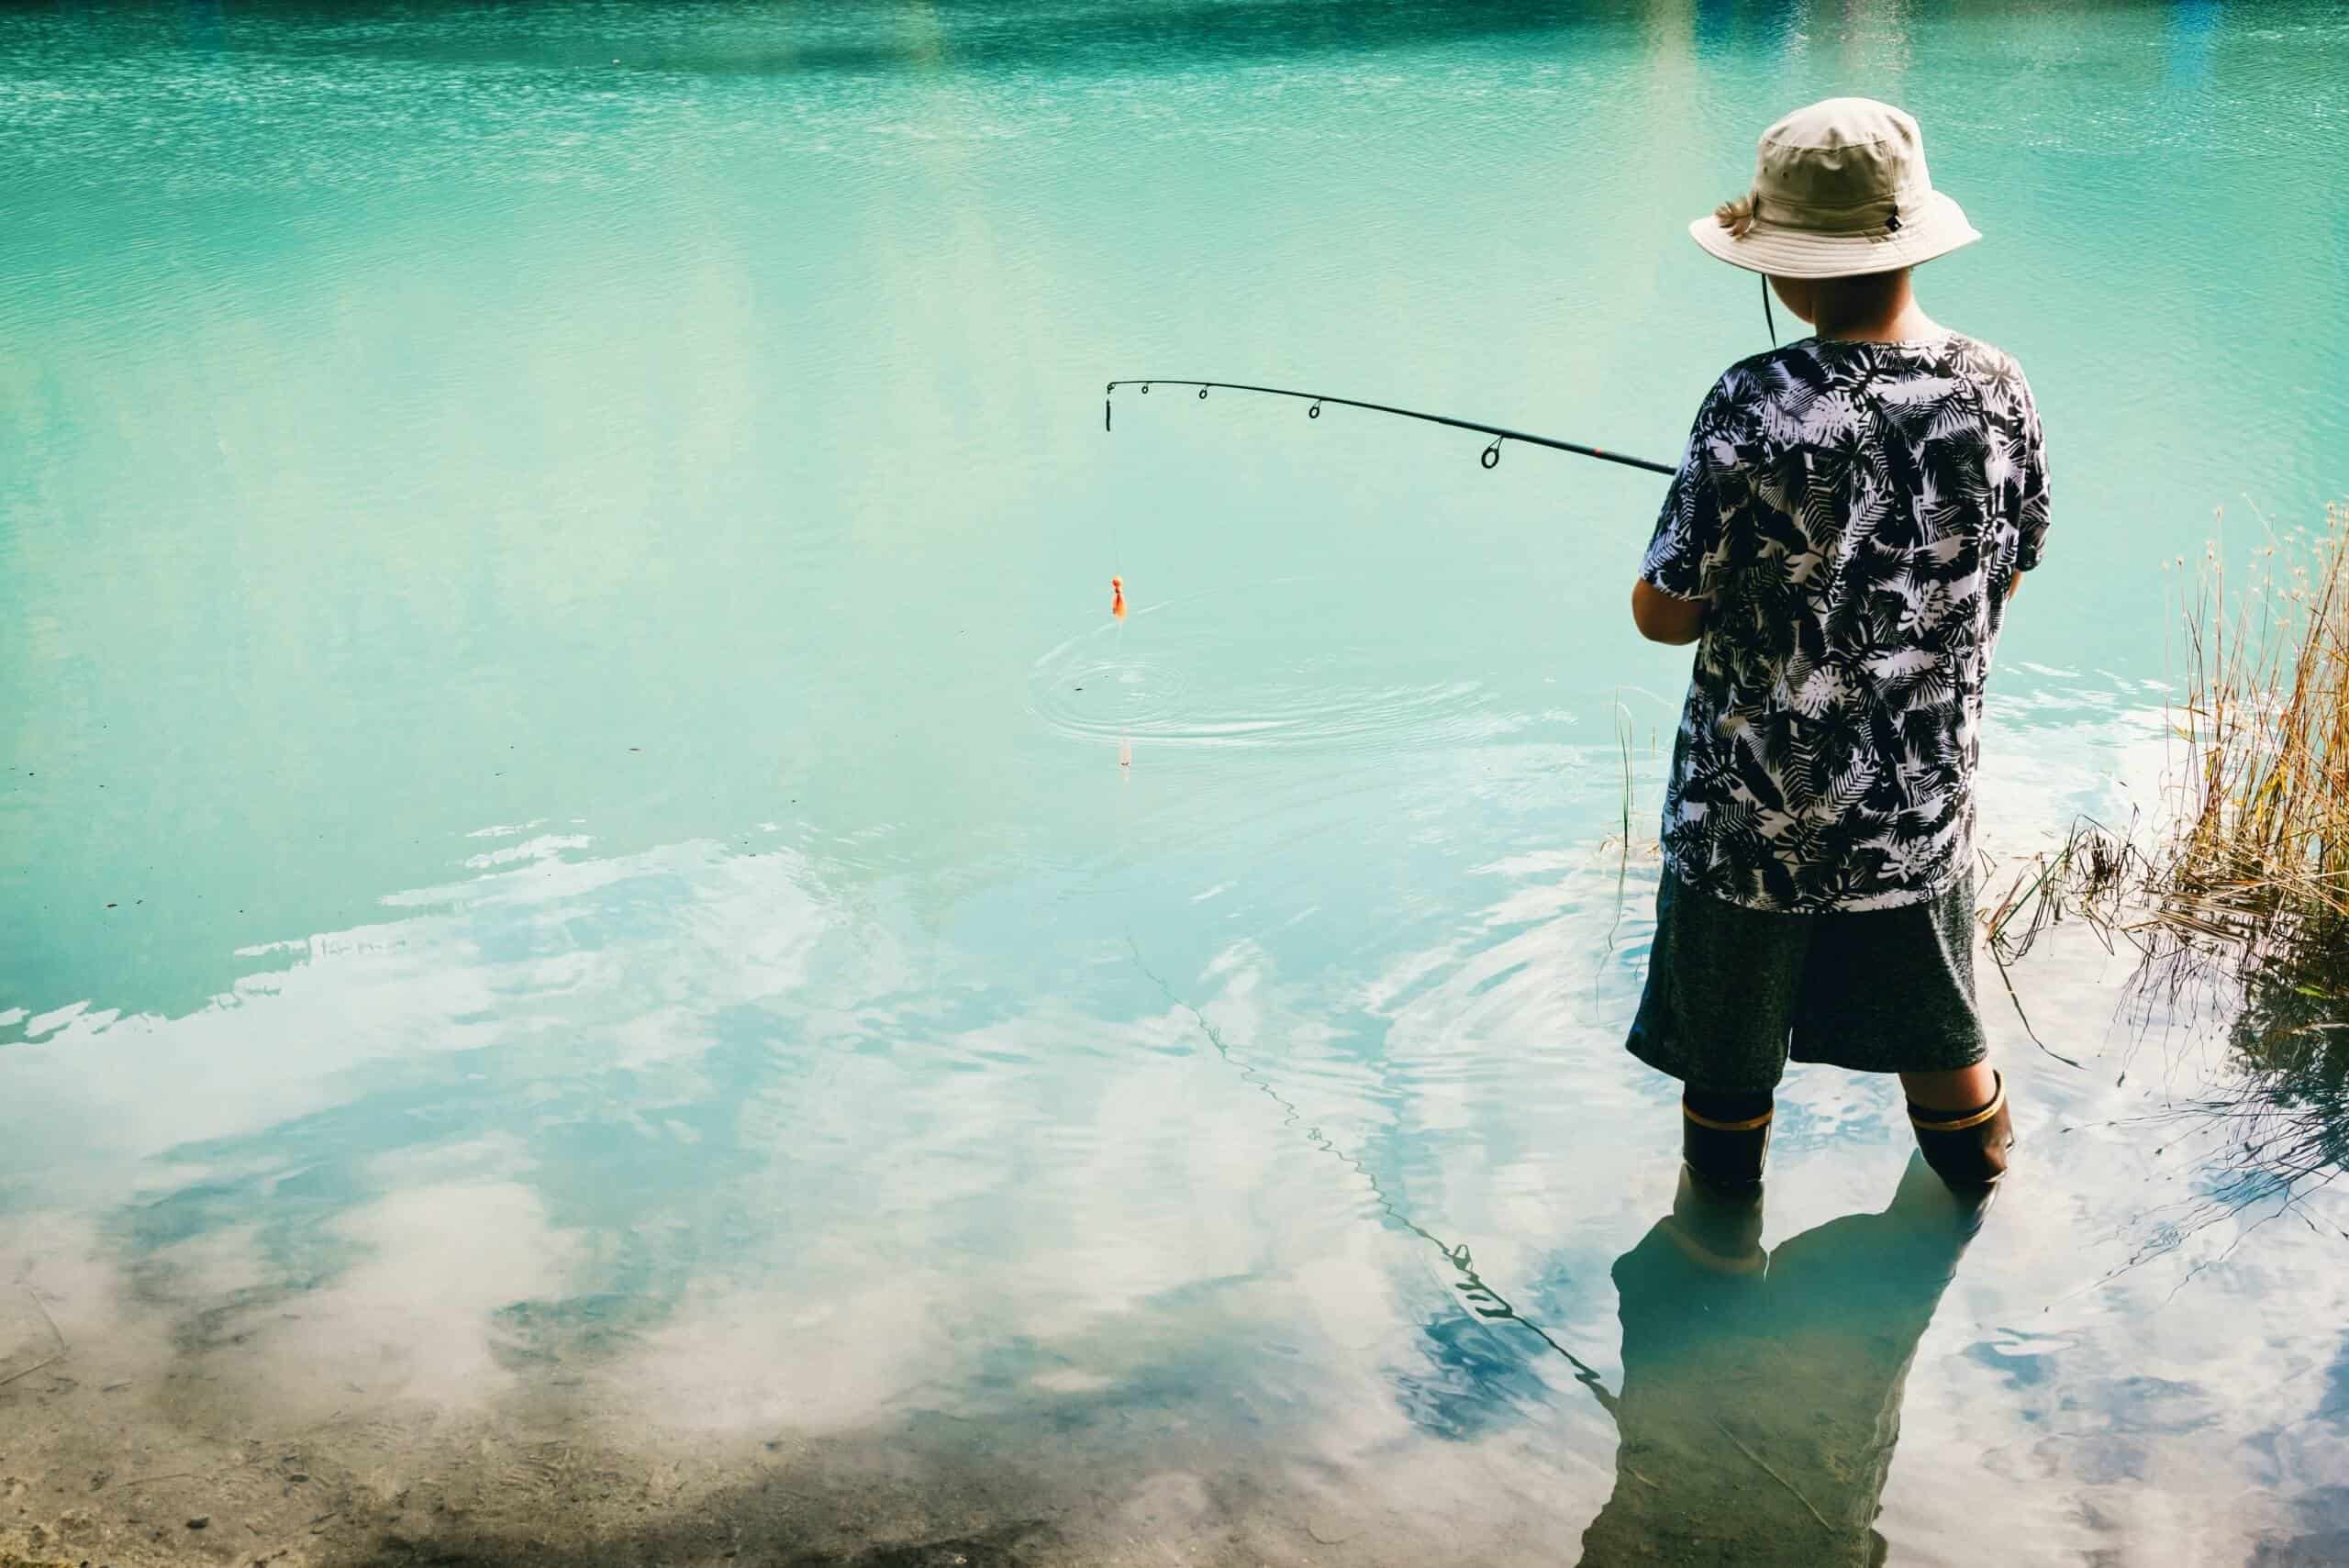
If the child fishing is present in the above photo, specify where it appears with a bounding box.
[1625,98,2045,1194]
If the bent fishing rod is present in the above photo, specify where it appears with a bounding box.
[1103,378,1675,477]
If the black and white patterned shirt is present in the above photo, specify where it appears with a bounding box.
[1640,333,2050,913]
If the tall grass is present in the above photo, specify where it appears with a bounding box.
[1984,502,2349,1241]
[1988,501,2349,965]
[2159,500,2349,949]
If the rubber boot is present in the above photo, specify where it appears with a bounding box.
[1909,1071,2014,1189]
[1682,1097,1773,1195]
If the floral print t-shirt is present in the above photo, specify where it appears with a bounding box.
[1639,333,2050,913]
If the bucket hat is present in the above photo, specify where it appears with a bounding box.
[1690,97,1980,280]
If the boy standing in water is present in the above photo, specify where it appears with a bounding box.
[1626,98,2044,1192]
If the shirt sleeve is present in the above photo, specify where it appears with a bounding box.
[2013,370,2051,573]
[1638,378,1732,602]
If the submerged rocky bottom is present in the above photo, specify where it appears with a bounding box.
[1,1367,1587,1568]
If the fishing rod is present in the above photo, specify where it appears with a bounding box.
[1104,379,1675,477]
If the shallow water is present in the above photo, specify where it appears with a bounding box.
[3,3,2347,1564]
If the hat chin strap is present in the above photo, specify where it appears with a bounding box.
[1762,274,1778,348]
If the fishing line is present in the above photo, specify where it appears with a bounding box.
[1130,937,1620,1419]
[1105,378,1675,477]
[1090,348,1777,1413]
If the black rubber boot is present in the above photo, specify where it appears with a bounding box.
[1909,1071,2015,1189]
[1681,1093,1773,1195]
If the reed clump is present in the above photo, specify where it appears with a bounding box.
[2156,499,2349,950]
[1987,502,2349,970]
[1978,504,2349,1234]
[2149,506,2349,1224]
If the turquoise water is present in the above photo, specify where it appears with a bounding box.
[3,3,2346,1562]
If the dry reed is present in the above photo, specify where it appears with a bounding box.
[1982,503,2349,1242]
[1987,501,2349,968]
[2159,499,2349,946]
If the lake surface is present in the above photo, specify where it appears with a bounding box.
[4,2,2346,1563]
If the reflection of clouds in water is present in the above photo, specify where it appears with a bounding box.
[1193,713,2349,1558]
[607,995,1391,1436]
[0,713,2345,1559]
[6,831,1457,1462]
[1974,699,2168,854]
[6,840,838,1194]
[1879,922,2349,1561]
[246,1182,579,1419]
[5,840,850,1420]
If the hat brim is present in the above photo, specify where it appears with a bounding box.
[1687,191,1980,279]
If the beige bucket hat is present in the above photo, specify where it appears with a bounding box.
[1690,97,1980,280]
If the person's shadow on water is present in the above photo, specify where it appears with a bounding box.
[1578,1158,1989,1568]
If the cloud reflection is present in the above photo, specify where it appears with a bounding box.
[1,714,2347,1561]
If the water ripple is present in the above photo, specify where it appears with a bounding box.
[1029,591,1519,756]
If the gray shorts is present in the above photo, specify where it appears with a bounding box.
[1625,868,1988,1095]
